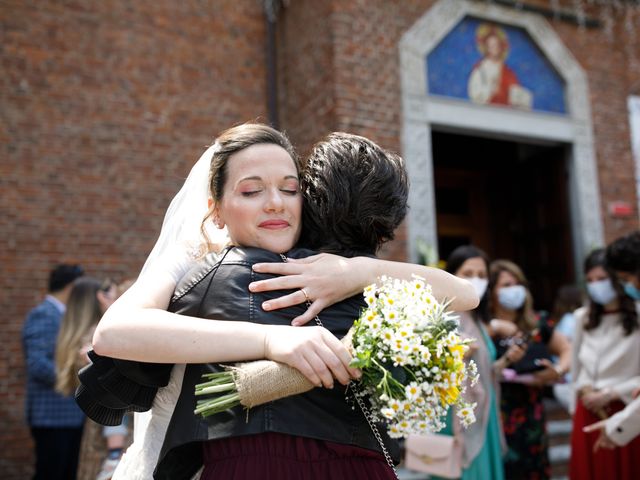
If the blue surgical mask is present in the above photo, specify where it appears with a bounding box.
[586,278,617,305]
[497,284,527,311]
[624,282,640,301]
[468,277,489,299]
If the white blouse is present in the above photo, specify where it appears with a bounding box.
[571,306,640,410]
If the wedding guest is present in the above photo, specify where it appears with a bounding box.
[55,276,124,480]
[86,124,477,479]
[22,264,84,480]
[584,231,640,450]
[56,277,117,397]
[569,248,640,479]
[424,245,523,480]
[489,259,570,480]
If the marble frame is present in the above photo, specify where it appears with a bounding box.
[400,0,604,274]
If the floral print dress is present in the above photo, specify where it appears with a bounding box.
[494,316,553,480]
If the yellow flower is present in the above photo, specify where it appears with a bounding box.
[448,344,465,357]
[435,385,459,405]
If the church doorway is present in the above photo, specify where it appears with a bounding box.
[432,130,574,311]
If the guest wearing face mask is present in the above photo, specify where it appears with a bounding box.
[489,259,571,480]
[408,246,524,480]
[582,232,640,449]
[568,248,640,479]
[606,230,640,302]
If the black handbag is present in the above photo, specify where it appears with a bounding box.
[495,314,554,374]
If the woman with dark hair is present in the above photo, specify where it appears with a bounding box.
[421,246,522,480]
[489,259,570,480]
[569,248,640,479]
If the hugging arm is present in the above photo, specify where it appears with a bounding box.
[250,253,479,325]
[92,259,357,388]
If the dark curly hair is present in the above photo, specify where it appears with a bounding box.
[606,230,640,276]
[299,132,409,257]
[585,248,638,335]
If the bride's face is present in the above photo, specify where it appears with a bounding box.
[214,143,302,254]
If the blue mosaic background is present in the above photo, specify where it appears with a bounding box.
[426,16,567,114]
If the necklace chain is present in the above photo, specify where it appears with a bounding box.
[279,254,397,477]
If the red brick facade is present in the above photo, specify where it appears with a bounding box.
[2,1,639,477]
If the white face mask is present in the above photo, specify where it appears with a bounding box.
[586,278,617,306]
[497,284,527,311]
[468,277,489,299]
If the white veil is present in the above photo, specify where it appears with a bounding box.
[118,144,228,480]
[139,143,228,279]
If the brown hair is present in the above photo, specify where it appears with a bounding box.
[489,259,537,332]
[200,123,299,252]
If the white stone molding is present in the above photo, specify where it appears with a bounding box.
[400,0,604,271]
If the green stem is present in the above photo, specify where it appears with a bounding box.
[194,392,240,415]
[195,383,236,396]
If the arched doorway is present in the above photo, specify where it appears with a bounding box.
[400,0,603,307]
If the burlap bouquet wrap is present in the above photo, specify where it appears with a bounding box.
[228,329,354,409]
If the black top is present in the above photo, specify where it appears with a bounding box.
[76,246,399,480]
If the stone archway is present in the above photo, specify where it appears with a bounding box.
[399,0,603,272]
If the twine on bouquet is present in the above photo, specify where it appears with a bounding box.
[230,329,354,408]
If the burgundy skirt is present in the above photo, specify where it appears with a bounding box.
[200,432,396,480]
[570,398,640,480]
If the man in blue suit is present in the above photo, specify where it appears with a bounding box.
[22,264,85,480]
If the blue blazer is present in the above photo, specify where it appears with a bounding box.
[22,298,85,427]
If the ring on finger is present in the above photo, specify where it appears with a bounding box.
[300,288,310,302]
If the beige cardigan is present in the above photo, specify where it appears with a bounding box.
[570,306,640,413]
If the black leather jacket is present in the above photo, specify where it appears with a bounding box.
[154,246,398,479]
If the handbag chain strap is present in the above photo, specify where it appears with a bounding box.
[279,254,398,478]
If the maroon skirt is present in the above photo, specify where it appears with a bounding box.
[570,398,640,480]
[200,432,396,480]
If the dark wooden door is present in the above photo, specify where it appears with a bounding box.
[432,131,574,311]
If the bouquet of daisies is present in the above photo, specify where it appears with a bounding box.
[194,275,478,438]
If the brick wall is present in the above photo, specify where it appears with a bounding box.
[276,0,426,262]
[1,1,268,477]
[276,0,336,154]
[524,0,640,241]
